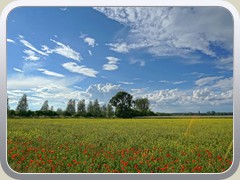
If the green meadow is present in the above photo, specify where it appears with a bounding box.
[7,117,233,173]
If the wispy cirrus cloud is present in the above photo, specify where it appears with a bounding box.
[195,76,223,86]
[23,49,40,61]
[215,56,233,71]
[7,38,16,43]
[173,81,187,85]
[118,81,134,85]
[129,58,145,67]
[88,50,92,56]
[37,68,65,77]
[159,80,186,85]
[62,62,98,77]
[19,35,48,56]
[13,68,24,73]
[103,56,120,71]
[42,39,82,61]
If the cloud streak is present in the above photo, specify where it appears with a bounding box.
[13,68,24,73]
[37,68,65,77]
[42,39,82,61]
[23,49,40,61]
[19,35,48,56]
[62,62,98,77]
[103,56,120,71]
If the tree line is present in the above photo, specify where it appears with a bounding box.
[7,91,232,118]
[7,91,154,118]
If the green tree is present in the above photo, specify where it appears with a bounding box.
[106,103,114,118]
[56,108,63,116]
[77,99,86,116]
[87,101,94,116]
[40,100,49,111]
[16,94,28,112]
[101,104,107,117]
[65,99,76,116]
[134,98,150,112]
[109,91,133,118]
[93,99,101,117]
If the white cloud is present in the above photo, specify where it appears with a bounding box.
[84,37,96,47]
[184,72,206,78]
[118,81,134,85]
[103,56,120,71]
[23,49,40,61]
[95,7,233,58]
[159,80,169,83]
[173,81,187,85]
[7,75,232,112]
[7,38,15,43]
[215,57,233,71]
[19,35,48,56]
[159,80,186,85]
[62,62,98,77]
[129,59,145,67]
[7,75,85,110]
[88,50,92,56]
[13,68,24,73]
[140,87,232,112]
[103,64,118,71]
[37,68,65,77]
[212,77,232,91]
[195,76,223,86]
[107,42,130,53]
[42,39,82,61]
[86,83,123,103]
[60,8,67,11]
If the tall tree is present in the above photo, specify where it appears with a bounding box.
[77,99,86,116]
[101,104,107,117]
[66,99,76,115]
[109,91,133,118]
[93,99,101,117]
[134,98,150,112]
[16,94,28,112]
[40,100,49,111]
[87,100,94,116]
[107,103,114,118]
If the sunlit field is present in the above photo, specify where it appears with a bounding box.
[7,118,233,173]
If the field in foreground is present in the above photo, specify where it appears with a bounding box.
[7,117,233,173]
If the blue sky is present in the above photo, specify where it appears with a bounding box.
[7,7,233,112]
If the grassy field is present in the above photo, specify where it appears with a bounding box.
[7,117,233,173]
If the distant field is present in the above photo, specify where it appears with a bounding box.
[7,118,233,173]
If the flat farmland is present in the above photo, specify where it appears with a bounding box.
[7,117,233,173]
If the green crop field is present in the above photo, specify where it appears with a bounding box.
[7,117,233,173]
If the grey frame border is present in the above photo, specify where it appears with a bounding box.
[0,0,240,179]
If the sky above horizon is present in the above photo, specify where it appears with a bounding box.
[7,7,233,113]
